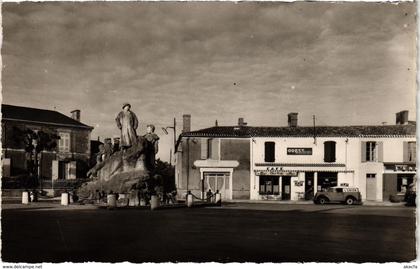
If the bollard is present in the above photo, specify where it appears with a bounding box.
[107,194,117,208]
[215,193,222,206]
[61,192,69,206]
[187,193,193,208]
[150,195,160,210]
[22,191,29,205]
[140,199,146,206]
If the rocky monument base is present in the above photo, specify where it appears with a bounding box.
[78,136,158,203]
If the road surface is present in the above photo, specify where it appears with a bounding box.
[1,202,416,263]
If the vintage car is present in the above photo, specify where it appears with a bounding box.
[313,187,362,205]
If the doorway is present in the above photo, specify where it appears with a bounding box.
[282,176,291,200]
[204,172,230,200]
[305,172,315,200]
[366,174,377,201]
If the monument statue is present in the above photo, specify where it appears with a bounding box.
[115,103,139,150]
[143,124,159,171]
[81,104,161,206]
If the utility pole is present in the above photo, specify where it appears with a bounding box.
[162,117,177,165]
[313,115,317,145]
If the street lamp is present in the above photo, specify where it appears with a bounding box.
[162,117,176,165]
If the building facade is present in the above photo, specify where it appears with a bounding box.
[175,111,416,202]
[2,104,93,182]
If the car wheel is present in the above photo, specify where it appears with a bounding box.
[318,197,327,205]
[345,197,355,205]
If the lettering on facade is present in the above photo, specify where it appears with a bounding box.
[255,167,298,176]
[384,163,416,172]
[287,147,312,155]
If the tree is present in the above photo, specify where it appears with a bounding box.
[154,158,176,193]
[11,126,59,187]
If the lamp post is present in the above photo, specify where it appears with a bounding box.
[162,117,176,165]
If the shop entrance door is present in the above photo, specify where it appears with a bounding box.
[282,176,291,200]
[366,174,377,201]
[305,172,315,200]
[204,172,230,200]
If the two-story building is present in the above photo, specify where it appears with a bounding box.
[2,104,93,183]
[175,111,416,202]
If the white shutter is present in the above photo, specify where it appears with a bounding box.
[2,158,11,178]
[52,160,59,180]
[201,138,208,160]
[68,161,77,179]
[377,142,384,162]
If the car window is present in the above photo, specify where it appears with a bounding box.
[336,188,343,193]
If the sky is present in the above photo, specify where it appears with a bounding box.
[2,2,417,162]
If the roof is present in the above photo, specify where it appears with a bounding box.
[1,104,93,129]
[181,124,416,138]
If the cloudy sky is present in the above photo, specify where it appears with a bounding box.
[2,2,416,162]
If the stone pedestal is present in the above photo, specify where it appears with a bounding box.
[187,194,193,208]
[215,193,222,205]
[150,195,159,210]
[107,194,117,208]
[22,191,29,205]
[61,193,69,206]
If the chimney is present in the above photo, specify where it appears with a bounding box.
[288,112,298,127]
[396,110,409,125]
[71,109,81,122]
[238,117,247,126]
[183,114,191,133]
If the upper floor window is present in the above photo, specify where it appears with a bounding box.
[366,141,377,162]
[406,141,416,162]
[362,141,383,162]
[324,141,336,162]
[201,138,219,160]
[58,132,70,153]
[264,142,275,162]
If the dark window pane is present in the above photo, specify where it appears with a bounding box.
[265,142,275,162]
[324,141,336,162]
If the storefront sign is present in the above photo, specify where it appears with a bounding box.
[254,167,298,176]
[384,163,416,172]
[287,148,312,155]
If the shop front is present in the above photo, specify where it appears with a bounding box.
[253,166,353,201]
[383,163,416,201]
[255,168,297,200]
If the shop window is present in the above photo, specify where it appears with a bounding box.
[264,142,275,162]
[317,172,338,191]
[259,176,279,195]
[324,141,336,162]
[397,174,414,193]
[58,132,70,153]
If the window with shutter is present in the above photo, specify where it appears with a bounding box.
[200,138,208,160]
[366,142,377,162]
[264,142,275,162]
[408,142,416,162]
[210,138,219,160]
[324,141,336,162]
